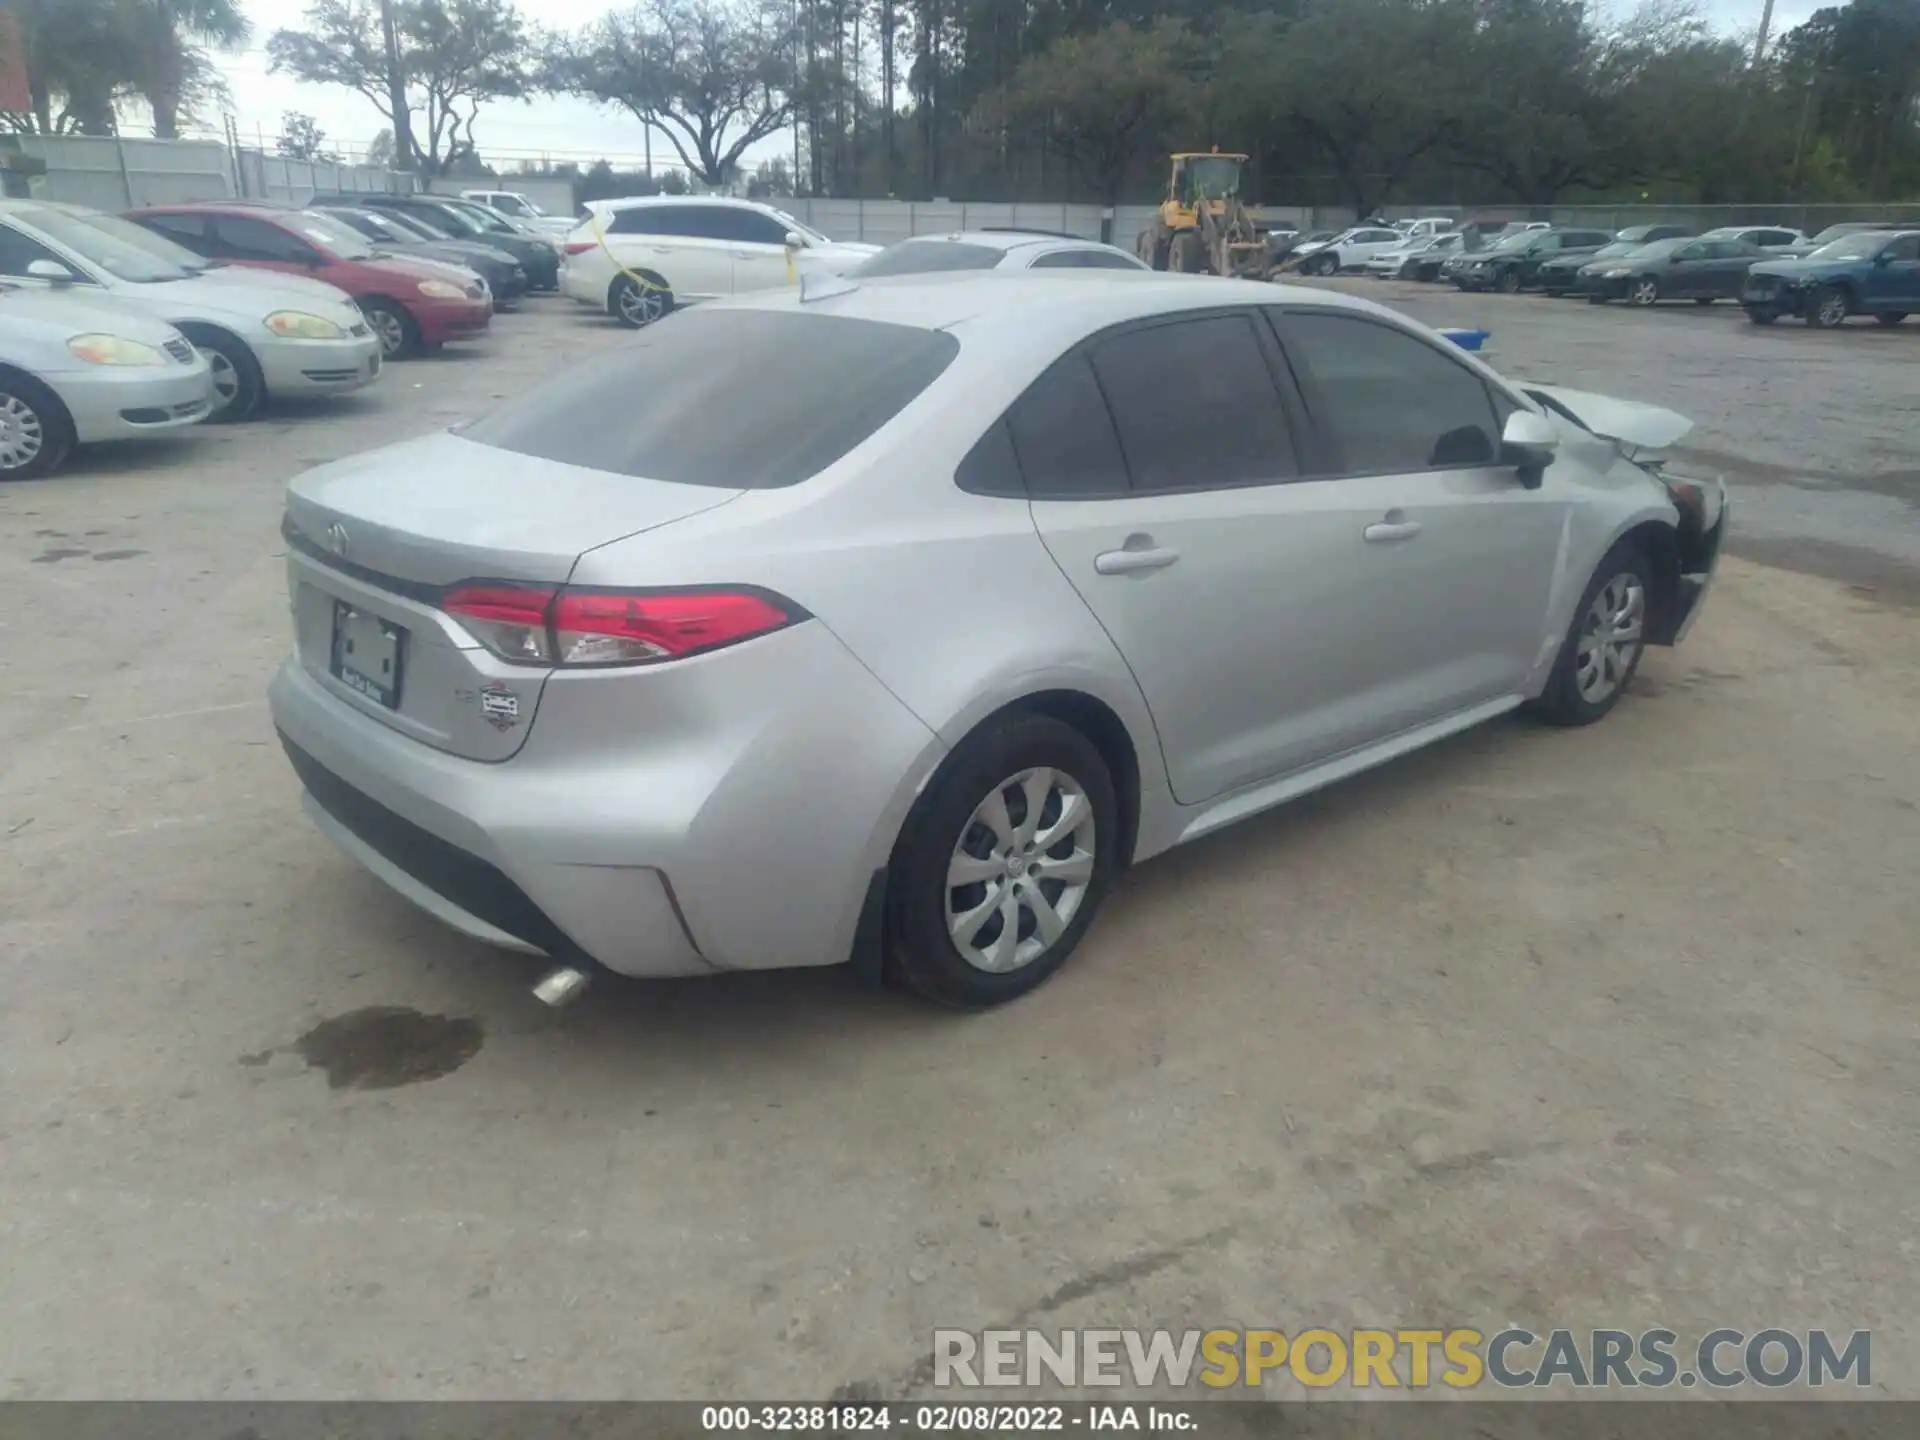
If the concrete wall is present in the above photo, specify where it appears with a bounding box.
[241,152,416,206]
[15,135,236,209]
[4,135,414,211]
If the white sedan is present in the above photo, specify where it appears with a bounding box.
[560,196,878,328]
[851,231,1149,277]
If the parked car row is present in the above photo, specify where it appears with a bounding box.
[0,189,581,480]
[1332,214,1920,329]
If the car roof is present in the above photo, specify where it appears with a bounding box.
[722,271,1429,351]
[902,231,1108,254]
[585,195,783,214]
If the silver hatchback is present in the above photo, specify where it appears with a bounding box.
[270,275,1726,1008]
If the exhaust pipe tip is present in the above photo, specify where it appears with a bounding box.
[533,965,592,1008]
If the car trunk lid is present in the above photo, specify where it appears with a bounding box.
[283,431,744,759]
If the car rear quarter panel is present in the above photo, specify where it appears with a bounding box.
[566,362,1180,867]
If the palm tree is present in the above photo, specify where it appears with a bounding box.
[127,0,252,139]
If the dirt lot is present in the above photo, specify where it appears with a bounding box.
[2,288,1917,1401]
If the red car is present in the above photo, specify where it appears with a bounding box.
[124,202,491,360]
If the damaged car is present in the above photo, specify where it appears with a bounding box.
[269,276,1727,1009]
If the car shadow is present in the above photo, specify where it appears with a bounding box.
[320,705,1559,1095]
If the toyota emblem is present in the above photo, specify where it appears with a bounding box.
[325,522,349,558]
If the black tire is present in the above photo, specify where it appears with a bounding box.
[0,368,75,481]
[1529,539,1653,727]
[1587,293,1608,305]
[1693,296,1716,306]
[1745,305,1778,325]
[1148,237,1170,271]
[1807,284,1850,328]
[360,297,421,360]
[1628,276,1660,307]
[1543,287,1563,297]
[608,272,672,329]
[885,714,1119,1009]
[1875,311,1908,325]
[1168,230,1204,274]
[177,326,264,423]
[1310,251,1339,276]
[1496,267,1521,294]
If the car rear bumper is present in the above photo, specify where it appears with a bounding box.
[256,332,383,396]
[57,363,215,443]
[266,619,943,980]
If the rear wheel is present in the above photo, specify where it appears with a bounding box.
[1745,305,1779,325]
[1530,541,1651,727]
[1629,276,1660,307]
[360,298,420,360]
[886,715,1118,1009]
[1808,285,1850,328]
[0,371,74,481]
[1496,267,1522,294]
[1875,311,1908,325]
[608,272,671,328]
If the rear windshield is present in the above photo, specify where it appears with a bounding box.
[852,240,1003,277]
[461,308,958,487]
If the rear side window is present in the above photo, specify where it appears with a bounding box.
[607,208,661,236]
[853,240,1003,276]
[1087,316,1298,491]
[1885,234,1920,261]
[1078,250,1145,270]
[1274,311,1501,475]
[1007,353,1128,497]
[461,308,957,488]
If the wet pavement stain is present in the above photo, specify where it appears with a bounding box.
[30,548,88,564]
[91,549,147,562]
[293,1006,484,1090]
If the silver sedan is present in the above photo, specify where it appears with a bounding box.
[0,286,213,478]
[269,274,1726,1008]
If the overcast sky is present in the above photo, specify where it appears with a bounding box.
[209,0,1819,175]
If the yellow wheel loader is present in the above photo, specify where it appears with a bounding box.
[1136,149,1273,279]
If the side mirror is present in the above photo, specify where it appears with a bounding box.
[783,231,804,250]
[1501,409,1558,489]
[1872,251,1893,267]
[26,258,74,286]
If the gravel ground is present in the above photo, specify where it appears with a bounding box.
[1,289,1916,1402]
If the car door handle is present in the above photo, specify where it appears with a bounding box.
[1094,545,1180,575]
[1363,519,1423,543]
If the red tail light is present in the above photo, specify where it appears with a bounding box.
[563,240,597,256]
[442,584,800,668]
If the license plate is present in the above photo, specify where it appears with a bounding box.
[331,601,405,709]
